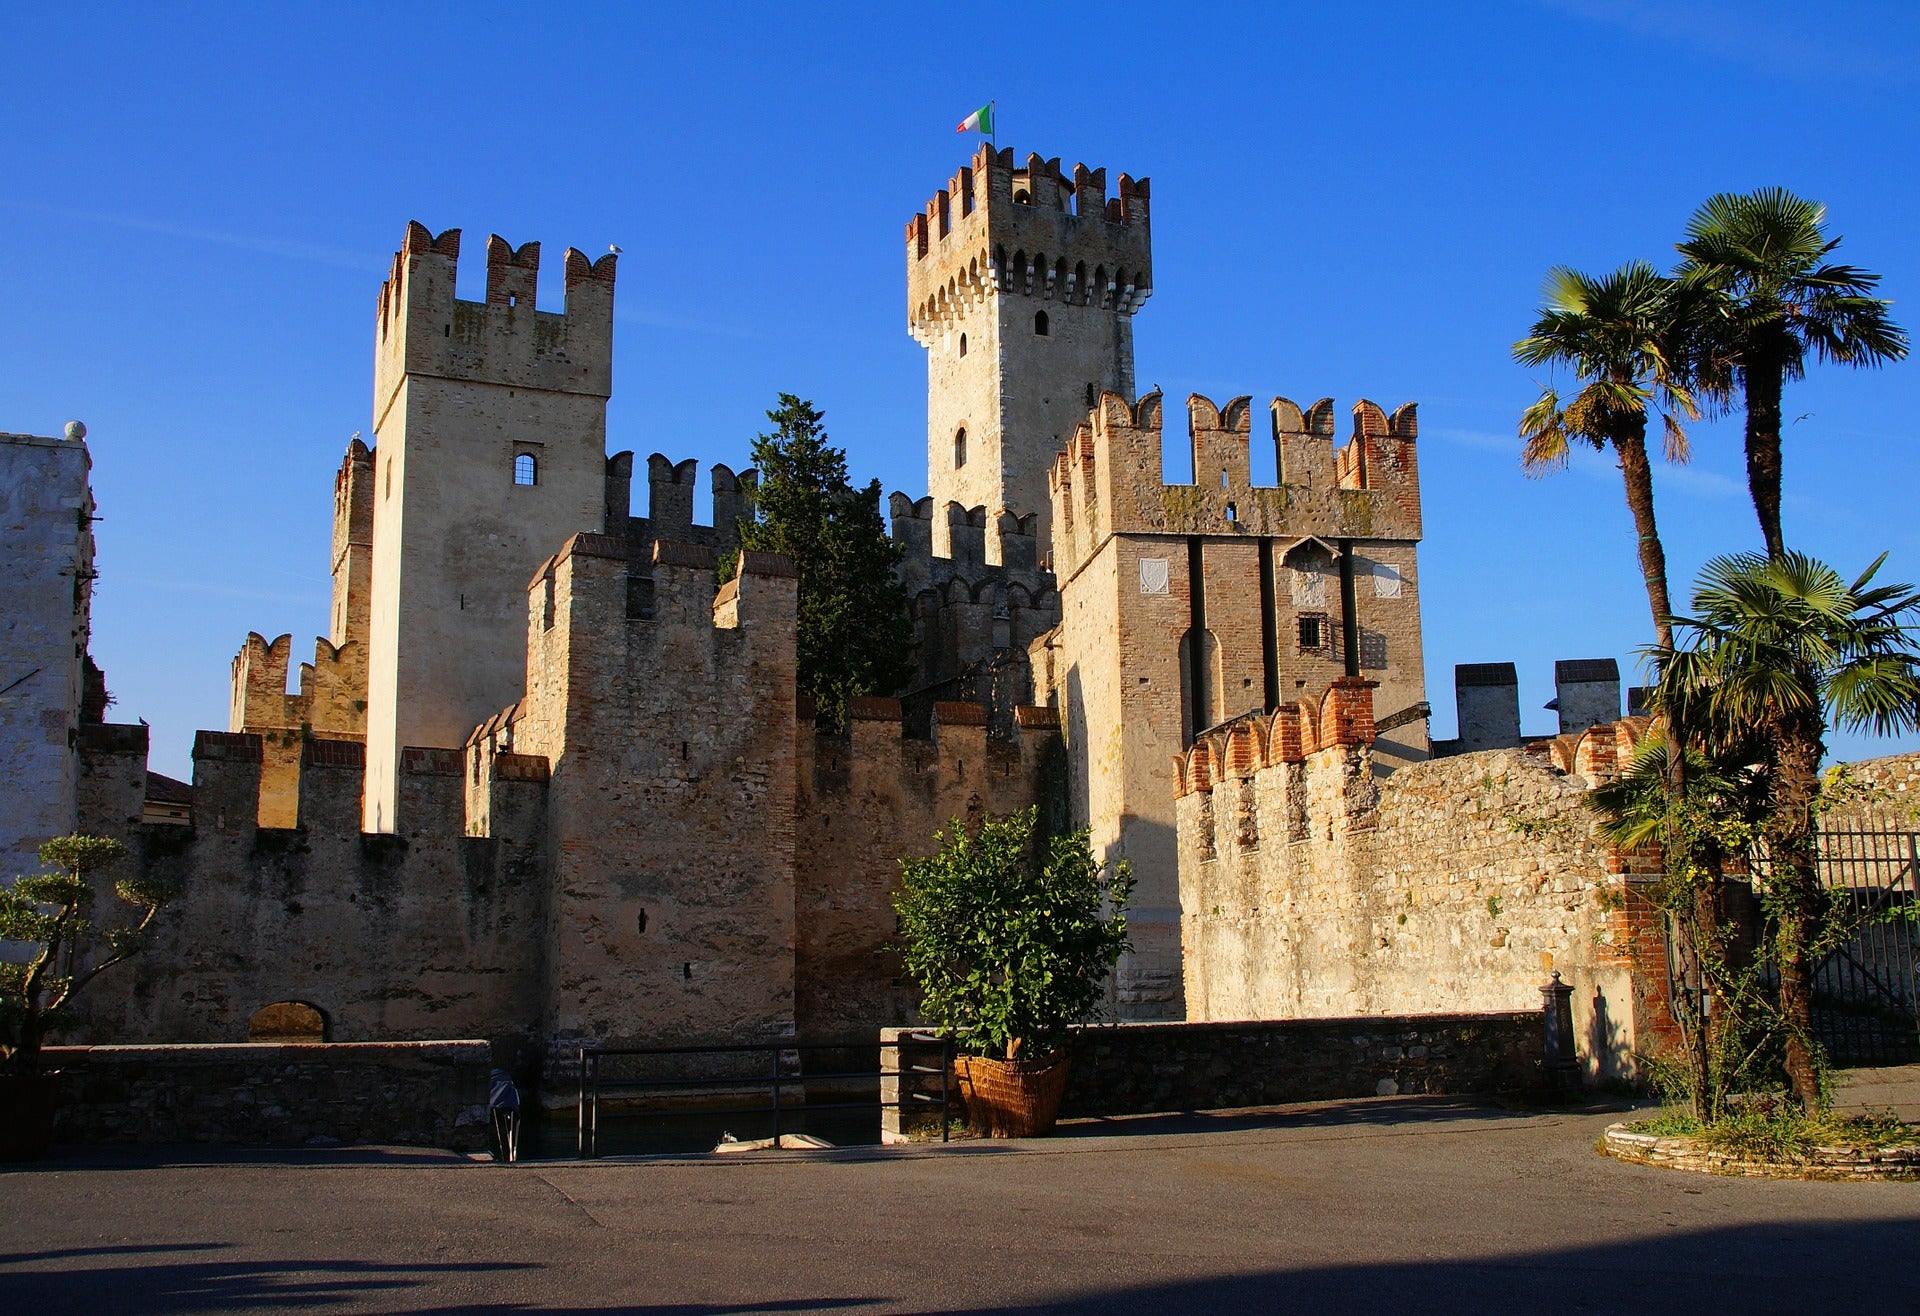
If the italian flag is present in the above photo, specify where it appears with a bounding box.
[956,102,994,134]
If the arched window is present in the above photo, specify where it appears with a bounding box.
[513,453,537,486]
[954,427,968,468]
[958,332,968,357]
[248,1001,328,1042]
[1034,310,1049,336]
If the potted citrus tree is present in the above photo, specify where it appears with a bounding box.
[894,807,1132,1137]
[0,834,174,1160]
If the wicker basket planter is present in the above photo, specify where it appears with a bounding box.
[954,1053,1071,1138]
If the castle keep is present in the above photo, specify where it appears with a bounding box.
[41,143,1696,1083]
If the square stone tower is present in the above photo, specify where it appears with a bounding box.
[363,224,618,831]
[907,147,1151,562]
[1041,391,1428,1017]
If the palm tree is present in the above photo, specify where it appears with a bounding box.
[1676,189,1908,560]
[1663,551,1920,1110]
[1514,262,1700,653]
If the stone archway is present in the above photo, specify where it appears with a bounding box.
[247,1000,329,1043]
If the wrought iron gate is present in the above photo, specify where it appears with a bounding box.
[1809,829,1920,1067]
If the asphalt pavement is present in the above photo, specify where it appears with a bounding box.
[3,1096,1917,1314]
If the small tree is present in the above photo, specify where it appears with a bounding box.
[1660,551,1920,1111]
[0,835,173,1077]
[893,809,1133,1060]
[724,394,916,730]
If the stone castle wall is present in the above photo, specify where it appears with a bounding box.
[76,532,1068,1081]
[46,1040,492,1151]
[1176,696,1672,1082]
[795,700,1064,1042]
[1,430,94,878]
[75,726,550,1058]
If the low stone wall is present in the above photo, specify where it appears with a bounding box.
[882,1012,1543,1136]
[1603,1123,1920,1181]
[1058,1013,1542,1117]
[44,1041,492,1151]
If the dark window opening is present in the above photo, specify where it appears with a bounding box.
[1034,310,1049,336]
[1298,613,1327,654]
[958,332,968,357]
[954,427,968,468]
[514,453,537,486]
[1014,189,1031,205]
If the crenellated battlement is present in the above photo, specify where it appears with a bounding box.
[1048,390,1422,581]
[907,145,1152,344]
[602,451,757,560]
[804,696,1057,793]
[373,221,616,422]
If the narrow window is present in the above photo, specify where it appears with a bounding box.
[1034,310,1049,336]
[959,332,968,357]
[385,457,392,500]
[1298,613,1326,654]
[514,453,537,486]
[1225,502,1237,523]
[954,427,968,469]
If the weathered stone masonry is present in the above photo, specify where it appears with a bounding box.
[1175,697,1677,1081]
[1,429,95,878]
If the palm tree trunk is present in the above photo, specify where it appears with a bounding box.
[1769,717,1827,1112]
[1612,425,1676,652]
[1742,357,1787,560]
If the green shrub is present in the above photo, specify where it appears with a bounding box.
[893,809,1132,1060]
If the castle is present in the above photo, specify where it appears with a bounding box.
[26,145,1703,1084]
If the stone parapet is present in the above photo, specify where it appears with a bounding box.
[1057,1014,1541,1117]
[45,1040,491,1151]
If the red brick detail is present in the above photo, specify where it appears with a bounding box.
[302,738,367,769]
[651,539,715,570]
[493,753,550,783]
[1188,742,1216,794]
[1224,724,1259,778]
[1268,707,1305,764]
[737,549,798,579]
[933,701,987,728]
[847,697,903,724]
[79,723,148,755]
[1574,726,1618,780]
[564,532,630,563]
[1320,678,1377,747]
[193,731,263,763]
[1014,705,1060,730]
[401,747,463,776]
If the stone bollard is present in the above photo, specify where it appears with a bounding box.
[1541,972,1579,1089]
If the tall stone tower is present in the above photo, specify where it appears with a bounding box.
[363,223,618,831]
[907,146,1151,561]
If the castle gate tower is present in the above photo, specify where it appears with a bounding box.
[908,147,1151,562]
[363,224,617,831]
[1043,392,1428,1018]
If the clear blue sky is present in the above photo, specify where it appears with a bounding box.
[8,2,1919,777]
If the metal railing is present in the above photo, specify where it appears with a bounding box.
[574,1034,953,1158]
[1810,829,1920,1067]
